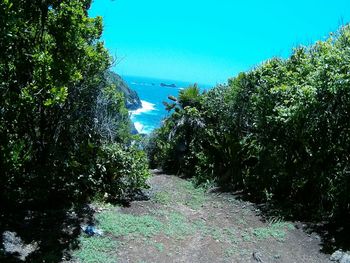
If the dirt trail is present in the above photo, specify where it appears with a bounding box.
[88,171,331,263]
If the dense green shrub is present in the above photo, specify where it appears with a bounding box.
[0,0,149,207]
[149,25,350,220]
[96,143,150,201]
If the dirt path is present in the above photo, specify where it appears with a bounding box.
[73,171,331,263]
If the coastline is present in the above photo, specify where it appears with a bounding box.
[129,100,157,134]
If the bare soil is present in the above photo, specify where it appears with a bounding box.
[111,171,331,263]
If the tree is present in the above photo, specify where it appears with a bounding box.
[0,0,149,207]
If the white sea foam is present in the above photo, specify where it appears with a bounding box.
[133,122,155,134]
[134,122,144,133]
[130,100,156,116]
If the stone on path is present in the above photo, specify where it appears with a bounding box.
[330,250,350,263]
[2,231,38,261]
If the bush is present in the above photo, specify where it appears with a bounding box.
[148,25,350,221]
[96,143,150,201]
[0,0,149,207]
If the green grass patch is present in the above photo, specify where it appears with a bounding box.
[147,240,165,252]
[223,227,238,244]
[192,220,238,244]
[176,180,206,209]
[72,236,118,263]
[152,180,206,209]
[96,211,163,238]
[252,221,294,241]
[241,231,253,242]
[224,247,238,258]
[163,212,195,239]
[154,191,172,205]
[96,209,196,241]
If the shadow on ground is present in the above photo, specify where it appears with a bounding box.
[304,221,350,254]
[216,187,350,255]
[0,204,94,262]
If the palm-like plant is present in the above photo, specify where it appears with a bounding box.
[162,83,201,112]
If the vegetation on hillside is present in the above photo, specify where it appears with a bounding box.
[0,0,149,208]
[148,24,350,222]
[3,0,348,261]
[104,70,142,110]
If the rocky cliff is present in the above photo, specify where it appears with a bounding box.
[104,70,142,110]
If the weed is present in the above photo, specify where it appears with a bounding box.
[163,212,194,239]
[252,221,294,241]
[72,236,118,263]
[223,228,238,244]
[96,211,163,238]
[241,231,252,242]
[177,180,206,209]
[238,218,247,226]
[192,219,207,232]
[153,242,165,252]
[96,209,196,242]
[154,192,172,205]
[224,247,238,258]
[210,227,223,241]
[153,179,207,209]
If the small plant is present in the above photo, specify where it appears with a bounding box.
[224,247,238,258]
[163,212,194,239]
[154,192,172,205]
[148,241,165,252]
[252,220,294,241]
[96,211,163,238]
[177,180,206,209]
[72,236,118,263]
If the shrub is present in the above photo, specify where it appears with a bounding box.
[148,25,350,221]
[0,0,149,207]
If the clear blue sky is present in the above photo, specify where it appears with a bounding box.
[89,0,350,85]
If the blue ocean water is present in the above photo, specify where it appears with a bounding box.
[123,75,212,134]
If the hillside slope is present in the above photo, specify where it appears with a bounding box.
[105,70,142,110]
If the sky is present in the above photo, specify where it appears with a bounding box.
[89,0,350,85]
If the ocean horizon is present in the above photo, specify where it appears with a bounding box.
[124,75,213,134]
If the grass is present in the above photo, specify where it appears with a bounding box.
[176,180,206,209]
[96,211,163,238]
[71,177,296,262]
[252,221,294,241]
[154,191,172,205]
[193,219,238,244]
[147,240,165,252]
[241,231,253,242]
[163,211,195,239]
[224,247,238,258]
[153,179,206,209]
[95,209,196,241]
[72,236,118,263]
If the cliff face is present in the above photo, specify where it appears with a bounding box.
[104,70,142,110]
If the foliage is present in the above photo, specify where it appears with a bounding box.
[94,84,131,143]
[148,25,350,221]
[72,236,119,263]
[96,143,150,201]
[252,221,294,241]
[96,211,163,238]
[0,0,149,207]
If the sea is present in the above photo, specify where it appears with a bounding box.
[123,75,212,134]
